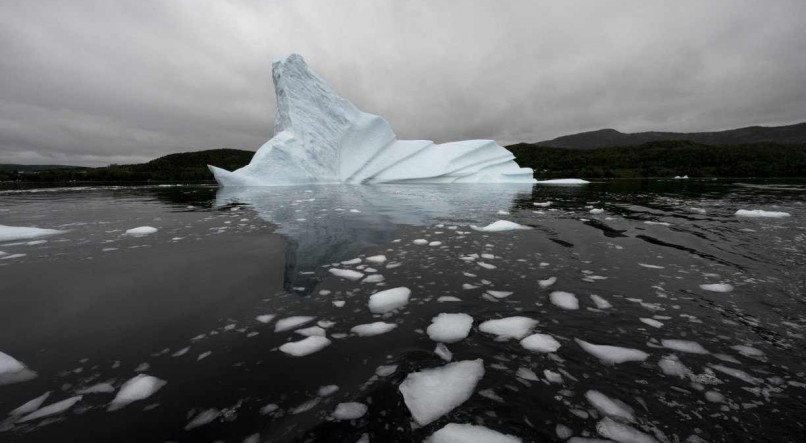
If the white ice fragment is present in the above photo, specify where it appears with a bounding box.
[425,423,521,443]
[596,417,657,443]
[538,276,557,288]
[535,178,590,185]
[256,314,276,324]
[639,318,663,328]
[438,296,462,302]
[399,359,485,425]
[658,354,690,378]
[259,403,279,415]
[486,290,513,299]
[125,226,158,236]
[585,390,635,422]
[699,283,733,293]
[413,239,429,245]
[333,300,345,307]
[735,209,790,218]
[185,408,220,430]
[375,365,398,377]
[366,255,387,264]
[295,326,326,337]
[470,220,531,232]
[279,336,331,357]
[275,316,316,332]
[351,322,397,337]
[332,402,367,420]
[108,374,166,411]
[341,258,362,265]
[9,391,51,416]
[0,350,37,385]
[318,385,339,396]
[429,241,442,246]
[638,263,664,269]
[520,333,561,353]
[710,364,760,384]
[17,396,83,423]
[575,339,649,364]
[516,367,539,381]
[0,225,65,242]
[479,317,538,340]
[368,287,411,314]
[589,294,612,309]
[329,268,364,281]
[731,344,764,357]
[549,291,579,310]
[434,343,453,361]
[661,339,708,354]
[362,274,386,283]
[77,382,115,394]
[533,201,552,207]
[427,313,474,343]
[590,208,604,214]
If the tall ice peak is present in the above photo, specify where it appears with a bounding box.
[209,54,535,186]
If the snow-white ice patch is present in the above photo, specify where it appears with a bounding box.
[549,291,579,310]
[427,313,474,343]
[538,276,557,288]
[125,226,158,236]
[275,316,316,332]
[699,283,733,293]
[332,402,368,420]
[368,287,411,314]
[735,209,790,218]
[589,294,612,309]
[108,374,166,411]
[661,339,708,354]
[0,225,65,242]
[399,359,485,425]
[366,255,387,264]
[185,408,220,430]
[9,391,51,417]
[575,339,649,364]
[470,220,531,232]
[520,333,561,353]
[479,317,538,340]
[351,322,397,337]
[536,178,590,185]
[256,314,276,324]
[17,396,83,423]
[0,350,36,385]
[279,336,331,357]
[328,268,364,281]
[596,417,657,443]
[585,390,635,422]
[425,423,521,443]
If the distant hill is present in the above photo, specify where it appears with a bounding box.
[536,122,806,149]
[0,149,254,183]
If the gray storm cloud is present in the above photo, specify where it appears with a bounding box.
[1,0,805,166]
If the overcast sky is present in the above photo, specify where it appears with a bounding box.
[1,0,805,166]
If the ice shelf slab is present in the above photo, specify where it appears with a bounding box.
[209,54,535,186]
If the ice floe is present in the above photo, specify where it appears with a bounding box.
[538,276,557,288]
[17,396,83,423]
[520,333,561,353]
[470,220,531,232]
[399,359,484,425]
[332,402,368,420]
[639,318,663,328]
[124,226,158,236]
[9,391,51,417]
[425,422,521,443]
[350,322,397,337]
[589,294,612,309]
[549,291,579,310]
[328,268,364,281]
[185,408,220,430]
[596,417,657,443]
[536,178,590,185]
[427,313,474,343]
[575,339,649,364]
[274,316,316,332]
[0,225,65,242]
[368,287,411,314]
[699,283,733,293]
[279,336,331,357]
[108,374,166,411]
[735,209,791,218]
[661,339,708,354]
[0,350,37,385]
[479,317,538,340]
[585,390,635,422]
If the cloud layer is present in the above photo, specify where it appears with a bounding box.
[1,0,805,165]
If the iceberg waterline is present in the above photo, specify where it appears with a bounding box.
[208,54,536,186]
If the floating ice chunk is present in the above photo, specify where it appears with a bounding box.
[486,290,513,299]
[496,210,510,215]
[425,423,521,443]
[638,263,664,269]
[172,347,190,357]
[596,417,657,443]
[108,374,166,411]
[688,207,707,214]
[438,296,462,302]
[589,294,612,309]
[376,365,398,377]
[699,283,733,293]
[470,220,531,232]
[590,208,604,214]
[279,336,331,357]
[556,424,573,440]
[479,317,538,340]
[0,350,37,385]
[427,313,474,343]
[341,257,362,265]
[435,343,453,361]
[0,225,65,242]
[125,226,158,236]
[413,239,429,245]
[399,359,485,425]
[658,354,690,378]
[351,322,397,337]
[333,300,345,307]
[735,209,790,218]
[366,255,387,264]
[575,339,649,364]
[77,382,115,394]
[368,287,411,314]
[9,391,51,416]
[362,274,386,283]
[585,390,634,422]
[661,339,708,354]
[538,276,557,288]
[710,364,760,384]
[329,268,364,281]
[429,241,443,246]
[639,318,663,328]
[673,175,689,179]
[275,316,316,332]
[520,333,561,353]
[259,403,279,415]
[295,326,326,337]
[332,402,368,420]
[543,370,563,384]
[550,291,579,310]
[516,367,539,381]
[185,408,220,430]
[477,262,497,269]
[705,391,724,402]
[731,344,764,357]
[462,283,478,290]
[536,178,590,185]
[318,385,339,396]
[533,201,552,207]
[17,396,83,423]
[256,314,276,324]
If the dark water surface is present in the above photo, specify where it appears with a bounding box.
[0,180,804,442]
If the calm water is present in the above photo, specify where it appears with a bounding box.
[0,179,804,442]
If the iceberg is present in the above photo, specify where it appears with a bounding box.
[209,54,535,186]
